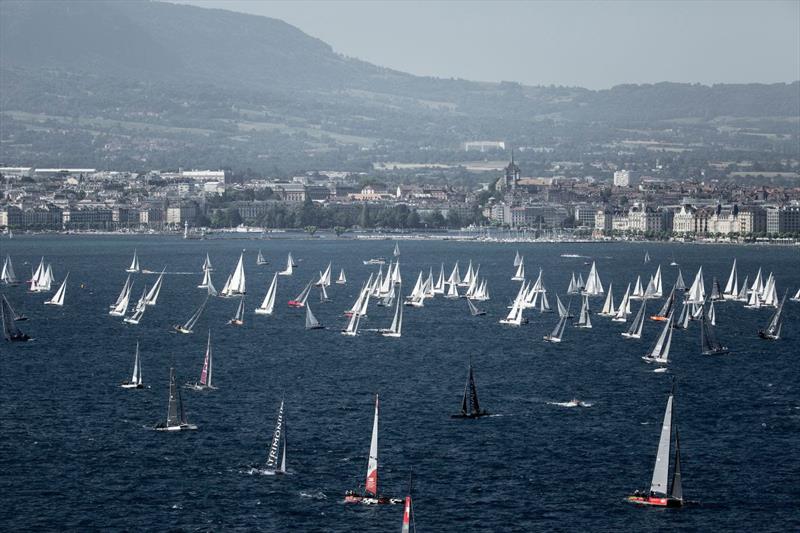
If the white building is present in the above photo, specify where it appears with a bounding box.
[613,170,631,187]
[464,141,506,152]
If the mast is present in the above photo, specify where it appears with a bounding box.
[166,367,180,427]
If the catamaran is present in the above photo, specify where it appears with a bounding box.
[1,255,19,285]
[256,250,268,266]
[622,300,647,339]
[187,330,216,390]
[699,304,728,355]
[451,359,489,418]
[154,367,198,431]
[381,291,403,337]
[45,272,68,306]
[544,315,568,343]
[288,280,313,308]
[643,313,674,366]
[126,250,141,273]
[121,342,144,389]
[174,296,209,334]
[229,296,245,326]
[1,295,31,341]
[305,303,324,330]
[220,252,246,297]
[255,273,278,315]
[759,290,787,340]
[265,399,287,474]
[345,395,401,504]
[278,253,294,276]
[574,295,592,328]
[145,268,165,306]
[336,269,347,285]
[109,275,133,316]
[626,382,684,507]
[467,298,486,316]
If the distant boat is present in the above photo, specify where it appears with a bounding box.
[126,249,141,273]
[265,399,287,474]
[363,257,387,265]
[709,277,723,302]
[582,261,604,296]
[121,341,144,389]
[29,257,53,292]
[556,294,572,319]
[393,242,400,257]
[123,286,148,325]
[758,290,786,340]
[45,272,69,306]
[278,253,294,275]
[154,367,198,431]
[467,298,486,316]
[699,303,728,355]
[401,477,415,533]
[336,269,347,285]
[198,267,213,289]
[381,290,403,337]
[145,268,165,306]
[674,269,687,292]
[722,259,738,300]
[345,395,401,504]
[256,250,268,266]
[1,295,31,341]
[229,296,245,326]
[1,255,19,285]
[735,275,749,302]
[305,303,324,330]
[202,253,213,272]
[612,283,632,322]
[599,282,616,317]
[669,255,678,267]
[451,359,489,419]
[499,288,526,326]
[621,300,646,339]
[685,267,705,304]
[174,296,208,334]
[790,287,800,303]
[109,275,133,316]
[186,330,216,390]
[512,257,525,281]
[642,313,674,366]
[644,251,650,264]
[626,381,684,507]
[341,306,362,336]
[220,252,246,297]
[288,280,313,308]
[255,272,278,315]
[574,295,592,328]
[513,250,522,267]
[631,275,645,300]
[543,315,568,343]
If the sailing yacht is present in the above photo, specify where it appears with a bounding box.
[759,290,787,340]
[381,291,403,337]
[513,250,522,267]
[643,313,674,366]
[220,252,246,297]
[154,367,198,431]
[685,267,705,304]
[345,395,401,504]
[336,269,347,285]
[582,261,604,296]
[626,382,684,507]
[1,255,19,285]
[1,295,31,341]
[256,250,268,265]
[198,267,213,289]
[675,269,686,292]
[651,287,676,321]
[644,251,651,264]
[229,296,246,326]
[126,250,141,273]
[393,242,400,257]
[255,273,278,315]
[543,316,568,343]
[467,298,486,316]
[709,277,723,301]
[574,295,592,328]
[599,282,616,317]
[722,259,738,300]
[121,342,145,389]
[621,300,647,339]
[278,253,294,276]
[341,308,362,336]
[123,286,148,324]
[612,284,632,322]
[305,303,324,330]
[631,276,645,300]
[451,359,489,418]
[45,272,68,306]
[29,258,53,292]
[288,280,313,308]
[699,304,728,355]
[187,331,216,390]
[790,287,800,303]
[265,399,287,474]
[669,255,678,267]
[174,296,209,334]
[109,276,133,316]
[202,253,213,271]
[316,262,332,287]
[512,257,525,281]
[145,269,165,306]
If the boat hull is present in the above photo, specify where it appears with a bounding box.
[543,336,561,343]
[173,326,193,334]
[287,301,304,308]
[650,315,668,321]
[154,423,198,431]
[344,494,400,505]
[626,495,683,507]
[758,331,779,340]
[120,382,143,389]
[254,309,273,315]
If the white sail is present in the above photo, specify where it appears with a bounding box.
[229,296,245,324]
[631,275,645,300]
[1,255,18,284]
[305,303,322,329]
[448,262,461,286]
[575,295,592,328]
[393,243,400,257]
[255,273,278,315]
[341,307,361,336]
[686,267,705,304]
[644,313,674,364]
[198,268,212,288]
[650,393,674,495]
[365,396,380,496]
[567,272,577,294]
[434,264,445,294]
[145,269,165,306]
[445,277,459,299]
[723,259,737,298]
[622,300,646,338]
[256,250,268,265]
[583,261,604,296]
[202,253,213,271]
[382,289,403,337]
[278,253,294,276]
[391,260,401,285]
[599,282,615,316]
[176,296,208,333]
[45,272,69,306]
[407,271,423,301]
[266,400,286,472]
[132,342,142,385]
[460,260,474,287]
[613,283,632,322]
[336,269,347,284]
[110,278,133,316]
[126,250,140,273]
[512,257,525,281]
[750,268,763,296]
[653,265,663,297]
[317,262,332,287]
[513,250,521,267]
[556,294,569,318]
[223,252,246,296]
[791,287,800,302]
[708,301,716,326]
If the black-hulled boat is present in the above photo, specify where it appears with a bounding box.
[452,360,489,419]
[759,290,787,340]
[2,295,31,341]
[700,302,728,355]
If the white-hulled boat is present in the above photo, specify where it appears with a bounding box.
[45,272,68,306]
[1,255,19,285]
[336,269,347,285]
[759,290,787,340]
[305,303,323,330]
[621,300,646,339]
[202,253,213,272]
[109,276,133,317]
[582,261,604,296]
[543,315,568,343]
[220,252,246,297]
[174,296,208,334]
[145,268,165,306]
[278,253,294,276]
[255,272,278,315]
[722,259,738,300]
[512,257,525,281]
[126,250,141,273]
[121,341,144,389]
[643,312,674,365]
[256,250,268,265]
[187,330,216,390]
[574,295,592,328]
[599,282,615,317]
[381,289,403,337]
[229,296,245,326]
[123,286,148,325]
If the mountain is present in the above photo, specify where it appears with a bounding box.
[1,0,798,173]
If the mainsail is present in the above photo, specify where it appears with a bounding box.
[126,250,141,273]
[45,272,69,306]
[266,399,286,473]
[1,255,18,285]
[382,290,403,337]
[176,296,208,333]
[222,252,246,296]
[365,396,380,497]
[453,360,488,418]
[699,304,728,355]
[648,384,682,503]
[305,303,323,329]
[582,261,604,296]
[643,313,674,364]
[255,273,278,315]
[1,295,30,341]
[622,300,647,339]
[759,290,787,340]
[145,268,165,306]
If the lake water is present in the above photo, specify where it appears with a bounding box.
[1,235,799,531]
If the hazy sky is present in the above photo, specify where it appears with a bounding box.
[177,0,799,89]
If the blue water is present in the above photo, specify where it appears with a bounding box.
[1,236,799,531]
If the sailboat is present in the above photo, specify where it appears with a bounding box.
[316,262,332,287]
[265,399,287,474]
[670,255,678,267]
[513,250,522,267]
[499,290,526,326]
[401,477,415,533]
[288,280,313,308]
[154,367,198,431]
[1,255,19,285]
[145,268,165,305]
[574,295,592,328]
[255,273,278,315]
[345,395,401,504]
[790,287,800,303]
[109,275,133,316]
[674,269,686,292]
[1,295,31,341]
[336,269,347,285]
[229,296,246,326]
[123,286,148,325]
[699,304,728,355]
[451,359,489,418]
[45,272,68,306]
[220,252,246,297]
[202,253,213,271]
[187,330,216,390]
[651,287,676,322]
[511,257,525,281]
[626,382,684,507]
[643,313,674,365]
[305,303,324,330]
[29,258,53,292]
[722,259,738,300]
[708,301,716,326]
[543,315,568,343]
[631,276,645,300]
[582,261,604,296]
[198,267,213,289]
[644,251,651,264]
[599,282,616,317]
[556,294,572,319]
[174,296,209,334]
[126,250,141,273]
[736,275,749,302]
[393,242,400,257]
[709,277,722,302]
[612,284,632,322]
[278,253,294,276]
[256,250,268,265]
[381,291,403,337]
[341,307,362,336]
[685,267,705,304]
[759,290,787,340]
[467,298,486,316]
[621,300,647,339]
[121,342,144,389]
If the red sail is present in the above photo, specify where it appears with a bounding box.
[401,495,412,532]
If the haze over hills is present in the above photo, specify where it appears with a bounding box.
[1,0,798,174]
